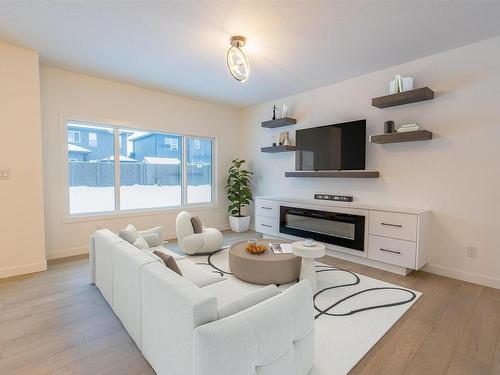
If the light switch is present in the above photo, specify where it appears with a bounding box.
[0,169,11,179]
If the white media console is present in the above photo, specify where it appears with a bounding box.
[254,196,429,275]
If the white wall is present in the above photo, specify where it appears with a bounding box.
[0,43,47,277]
[241,37,500,288]
[40,66,241,260]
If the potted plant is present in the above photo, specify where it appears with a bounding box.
[225,158,253,232]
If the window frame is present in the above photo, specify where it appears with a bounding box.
[61,118,217,222]
[88,132,98,147]
[164,137,179,151]
[68,130,81,143]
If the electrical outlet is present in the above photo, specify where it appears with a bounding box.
[466,246,477,258]
[0,169,11,180]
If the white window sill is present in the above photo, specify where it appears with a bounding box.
[62,203,220,224]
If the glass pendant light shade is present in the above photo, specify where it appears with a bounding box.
[227,36,249,82]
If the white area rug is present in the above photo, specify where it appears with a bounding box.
[189,248,422,375]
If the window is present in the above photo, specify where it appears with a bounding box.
[187,137,213,204]
[88,132,97,147]
[68,130,81,143]
[164,137,178,151]
[67,123,115,215]
[66,121,214,216]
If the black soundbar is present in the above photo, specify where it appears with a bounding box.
[314,193,353,202]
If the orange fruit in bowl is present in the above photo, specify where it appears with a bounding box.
[246,243,267,254]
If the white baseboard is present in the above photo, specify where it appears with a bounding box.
[423,263,500,289]
[0,261,47,278]
[46,246,88,260]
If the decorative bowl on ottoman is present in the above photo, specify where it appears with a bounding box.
[245,241,267,254]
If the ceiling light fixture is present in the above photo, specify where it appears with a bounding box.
[227,36,249,82]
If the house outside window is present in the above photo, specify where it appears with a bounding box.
[193,139,200,150]
[88,132,97,147]
[68,130,81,143]
[164,137,178,151]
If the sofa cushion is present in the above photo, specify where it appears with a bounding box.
[202,279,247,305]
[153,250,182,276]
[176,259,225,287]
[119,224,138,244]
[133,234,150,250]
[217,285,279,319]
[191,216,203,234]
[138,226,165,246]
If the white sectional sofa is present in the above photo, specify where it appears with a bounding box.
[89,229,314,375]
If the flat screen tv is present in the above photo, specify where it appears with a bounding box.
[295,119,366,171]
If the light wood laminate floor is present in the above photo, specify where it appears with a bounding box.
[1,233,499,374]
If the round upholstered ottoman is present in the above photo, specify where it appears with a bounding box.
[228,240,301,285]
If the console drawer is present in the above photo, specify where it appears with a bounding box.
[255,216,277,235]
[369,210,417,241]
[255,199,278,218]
[368,235,416,269]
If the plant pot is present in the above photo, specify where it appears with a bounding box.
[229,215,251,233]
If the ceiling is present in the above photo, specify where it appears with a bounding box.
[1,1,500,108]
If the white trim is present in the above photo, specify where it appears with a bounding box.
[113,128,120,212]
[46,246,88,260]
[0,261,47,278]
[61,202,220,223]
[423,263,500,289]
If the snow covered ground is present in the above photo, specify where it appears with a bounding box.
[69,184,212,214]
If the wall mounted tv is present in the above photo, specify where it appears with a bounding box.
[295,119,366,171]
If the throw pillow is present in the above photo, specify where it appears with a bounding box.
[191,216,203,234]
[133,234,150,250]
[153,250,182,276]
[141,232,162,247]
[119,224,138,244]
[138,225,166,246]
[217,285,280,319]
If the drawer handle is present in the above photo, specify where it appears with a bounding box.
[380,222,403,228]
[380,248,401,255]
[261,224,272,228]
[261,207,272,210]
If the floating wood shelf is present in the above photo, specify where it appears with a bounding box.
[372,87,434,108]
[285,170,380,178]
[261,117,297,128]
[261,145,297,153]
[370,130,433,144]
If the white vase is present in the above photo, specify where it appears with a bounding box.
[229,215,251,233]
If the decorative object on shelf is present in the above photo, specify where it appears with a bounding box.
[372,87,434,108]
[279,131,289,146]
[397,123,421,133]
[272,105,277,120]
[227,36,249,82]
[389,75,414,94]
[370,129,432,144]
[281,103,288,118]
[225,158,253,232]
[384,120,396,133]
